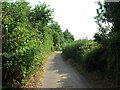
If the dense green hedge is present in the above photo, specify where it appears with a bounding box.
[62,39,118,86]
[63,39,99,63]
[2,2,74,87]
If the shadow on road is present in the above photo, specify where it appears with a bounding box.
[42,51,90,88]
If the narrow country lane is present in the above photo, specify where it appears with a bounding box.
[41,51,91,88]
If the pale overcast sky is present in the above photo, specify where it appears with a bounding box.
[27,0,102,40]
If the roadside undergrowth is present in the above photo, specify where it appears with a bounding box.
[22,52,53,88]
[62,53,116,88]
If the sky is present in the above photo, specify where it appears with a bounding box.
[27,0,101,40]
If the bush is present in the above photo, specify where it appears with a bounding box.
[63,39,99,63]
[63,39,108,75]
[2,2,61,87]
[63,39,118,82]
[83,46,107,72]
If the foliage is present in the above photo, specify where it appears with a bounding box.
[94,1,120,83]
[63,29,74,44]
[63,39,99,63]
[49,21,62,50]
[94,2,110,46]
[94,1,120,52]
[2,1,74,87]
[63,2,120,87]
[83,45,107,73]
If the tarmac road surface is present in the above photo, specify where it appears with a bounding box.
[41,51,91,88]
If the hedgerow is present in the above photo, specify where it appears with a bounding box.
[2,1,74,87]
